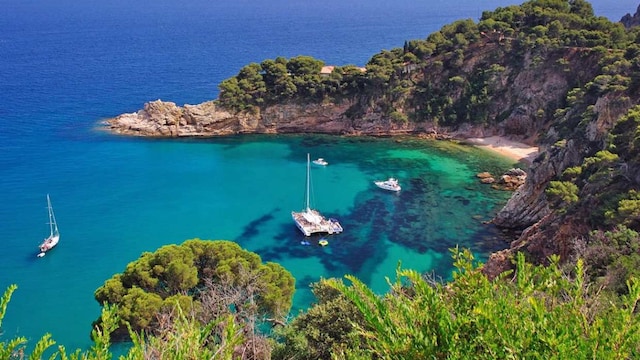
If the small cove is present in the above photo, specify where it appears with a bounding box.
[1,133,516,350]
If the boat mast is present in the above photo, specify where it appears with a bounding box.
[305,153,311,212]
[47,194,58,236]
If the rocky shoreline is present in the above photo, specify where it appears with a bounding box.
[100,99,541,147]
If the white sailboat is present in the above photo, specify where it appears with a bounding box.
[292,154,343,236]
[38,194,59,257]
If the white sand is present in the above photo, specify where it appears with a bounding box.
[465,136,539,164]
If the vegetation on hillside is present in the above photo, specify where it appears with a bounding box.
[544,105,640,295]
[217,0,639,128]
[3,248,639,359]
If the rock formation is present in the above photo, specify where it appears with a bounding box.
[103,100,439,137]
[621,5,640,29]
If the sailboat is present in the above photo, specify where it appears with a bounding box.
[291,154,343,236]
[37,194,59,257]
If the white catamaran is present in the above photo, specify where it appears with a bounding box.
[292,154,343,236]
[38,194,59,257]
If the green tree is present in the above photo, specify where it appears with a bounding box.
[605,190,640,228]
[217,63,267,111]
[286,55,324,77]
[612,105,640,160]
[94,239,295,339]
[218,77,245,111]
[261,58,296,102]
[546,180,579,204]
[271,280,364,360]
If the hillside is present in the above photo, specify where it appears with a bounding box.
[105,0,640,291]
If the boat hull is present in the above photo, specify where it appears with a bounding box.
[292,210,343,236]
[39,234,59,252]
[374,182,401,192]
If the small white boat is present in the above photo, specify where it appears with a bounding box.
[374,178,401,192]
[312,158,328,166]
[38,194,60,257]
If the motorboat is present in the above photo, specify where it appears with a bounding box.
[374,177,401,192]
[312,158,328,166]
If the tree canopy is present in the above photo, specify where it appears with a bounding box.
[93,239,295,339]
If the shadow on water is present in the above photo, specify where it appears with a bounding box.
[237,211,277,241]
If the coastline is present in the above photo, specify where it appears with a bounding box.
[463,136,539,165]
[101,100,539,166]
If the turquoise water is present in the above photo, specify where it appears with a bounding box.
[2,132,516,351]
[1,0,637,353]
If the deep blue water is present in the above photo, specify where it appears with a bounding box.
[0,0,637,352]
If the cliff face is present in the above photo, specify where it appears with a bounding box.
[104,99,434,137]
[621,5,640,28]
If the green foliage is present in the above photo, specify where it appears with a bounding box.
[389,110,408,124]
[94,239,295,338]
[0,285,30,359]
[325,248,640,359]
[583,150,619,168]
[617,192,640,224]
[123,309,247,360]
[560,165,582,180]
[611,105,640,161]
[5,245,640,359]
[271,280,364,360]
[586,226,640,295]
[546,180,579,205]
[604,190,640,228]
[118,287,163,330]
[448,75,465,86]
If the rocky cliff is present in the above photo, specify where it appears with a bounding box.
[621,4,640,28]
[104,99,444,137]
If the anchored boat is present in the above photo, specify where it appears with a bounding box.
[38,194,60,257]
[292,154,343,236]
[374,177,401,192]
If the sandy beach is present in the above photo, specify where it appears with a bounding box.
[464,136,539,164]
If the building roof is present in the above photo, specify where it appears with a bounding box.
[320,65,335,74]
[320,65,366,75]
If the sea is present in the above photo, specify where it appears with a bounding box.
[1,0,637,353]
